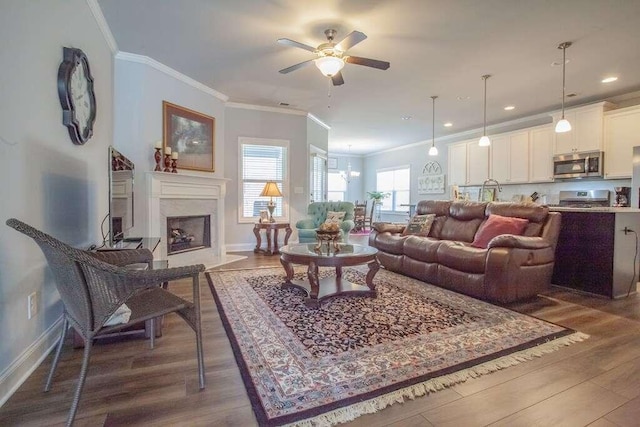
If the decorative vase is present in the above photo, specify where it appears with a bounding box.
[163,154,171,172]
[154,148,162,171]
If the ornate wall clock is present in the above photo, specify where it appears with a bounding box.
[57,47,97,145]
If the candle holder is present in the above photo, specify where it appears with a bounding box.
[154,148,162,171]
[163,153,171,172]
[171,157,178,173]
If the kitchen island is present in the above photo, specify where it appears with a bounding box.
[549,207,640,298]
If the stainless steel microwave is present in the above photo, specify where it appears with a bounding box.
[553,151,604,179]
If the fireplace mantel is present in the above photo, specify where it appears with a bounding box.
[146,172,239,268]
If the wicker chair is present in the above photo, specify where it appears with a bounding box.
[6,218,206,426]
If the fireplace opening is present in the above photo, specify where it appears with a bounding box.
[166,215,211,255]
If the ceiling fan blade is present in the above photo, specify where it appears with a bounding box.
[345,56,390,70]
[331,71,344,86]
[277,38,317,53]
[279,59,314,74]
[335,31,367,52]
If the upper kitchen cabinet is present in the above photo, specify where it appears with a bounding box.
[467,139,490,185]
[552,102,616,155]
[448,141,467,186]
[490,130,529,184]
[529,125,555,182]
[604,105,640,179]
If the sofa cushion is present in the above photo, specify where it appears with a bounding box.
[486,202,548,237]
[437,242,487,274]
[402,214,435,236]
[439,217,484,243]
[471,214,529,249]
[403,236,443,262]
[374,233,408,255]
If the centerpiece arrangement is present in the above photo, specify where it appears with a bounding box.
[315,222,341,253]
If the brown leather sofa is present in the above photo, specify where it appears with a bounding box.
[369,200,561,303]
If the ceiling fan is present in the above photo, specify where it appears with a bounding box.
[277,29,390,86]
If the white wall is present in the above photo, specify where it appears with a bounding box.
[113,55,227,238]
[224,107,327,249]
[0,0,114,404]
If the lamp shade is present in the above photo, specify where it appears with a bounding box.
[555,118,572,133]
[428,145,439,156]
[315,56,345,77]
[260,181,283,198]
[478,135,491,147]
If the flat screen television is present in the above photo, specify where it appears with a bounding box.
[108,146,135,245]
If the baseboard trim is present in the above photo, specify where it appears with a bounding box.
[225,243,258,252]
[0,316,63,407]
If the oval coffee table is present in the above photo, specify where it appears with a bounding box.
[279,243,379,308]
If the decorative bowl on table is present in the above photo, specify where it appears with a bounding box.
[314,223,341,253]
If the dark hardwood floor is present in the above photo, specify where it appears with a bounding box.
[1,249,639,426]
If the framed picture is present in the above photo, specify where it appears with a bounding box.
[259,210,269,223]
[327,157,338,169]
[163,101,215,172]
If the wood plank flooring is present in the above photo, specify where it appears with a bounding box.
[1,249,640,426]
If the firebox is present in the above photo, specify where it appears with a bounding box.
[166,215,211,255]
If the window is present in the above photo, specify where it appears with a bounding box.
[327,171,346,201]
[376,166,410,211]
[239,138,289,223]
[310,149,327,203]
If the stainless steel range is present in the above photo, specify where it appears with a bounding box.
[558,190,610,208]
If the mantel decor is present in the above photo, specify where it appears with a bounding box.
[162,101,215,172]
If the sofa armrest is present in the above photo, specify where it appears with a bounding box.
[487,235,551,250]
[340,219,355,233]
[296,219,316,229]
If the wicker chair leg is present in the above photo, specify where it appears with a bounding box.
[66,339,93,426]
[44,317,69,392]
[194,275,205,389]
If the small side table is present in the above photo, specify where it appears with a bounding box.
[254,222,292,255]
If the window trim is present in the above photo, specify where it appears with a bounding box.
[237,137,290,224]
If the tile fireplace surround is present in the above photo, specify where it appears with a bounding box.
[147,172,244,268]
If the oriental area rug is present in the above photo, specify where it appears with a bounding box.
[205,267,587,427]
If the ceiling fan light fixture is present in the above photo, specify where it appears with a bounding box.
[315,56,344,77]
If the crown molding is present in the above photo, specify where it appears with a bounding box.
[226,102,306,115]
[307,113,331,130]
[86,0,118,54]
[115,52,229,101]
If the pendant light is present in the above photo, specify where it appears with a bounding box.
[478,74,491,147]
[428,96,438,156]
[555,42,573,133]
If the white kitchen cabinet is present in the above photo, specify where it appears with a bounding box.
[467,139,490,185]
[604,105,640,179]
[448,141,467,186]
[552,102,615,155]
[490,131,529,184]
[529,125,555,182]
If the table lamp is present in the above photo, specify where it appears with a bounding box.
[260,181,282,223]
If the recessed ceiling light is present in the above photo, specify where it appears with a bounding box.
[602,76,618,83]
[401,116,412,121]
[551,59,570,67]
[504,105,515,111]
[456,96,470,101]
[443,122,453,127]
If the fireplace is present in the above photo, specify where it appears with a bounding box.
[166,215,211,255]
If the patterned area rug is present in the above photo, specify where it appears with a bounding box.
[206,267,587,427]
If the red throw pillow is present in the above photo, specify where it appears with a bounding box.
[471,214,529,249]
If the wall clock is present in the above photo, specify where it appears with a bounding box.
[57,47,96,145]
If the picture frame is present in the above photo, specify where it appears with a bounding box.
[259,210,269,223]
[163,101,215,172]
[327,157,338,169]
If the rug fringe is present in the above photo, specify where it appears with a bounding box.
[286,331,589,427]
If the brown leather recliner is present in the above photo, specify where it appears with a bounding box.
[369,200,561,303]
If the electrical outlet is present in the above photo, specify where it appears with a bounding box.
[28,291,39,319]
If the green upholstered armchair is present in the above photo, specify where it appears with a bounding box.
[296,201,355,243]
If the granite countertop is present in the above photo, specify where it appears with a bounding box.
[547,206,640,213]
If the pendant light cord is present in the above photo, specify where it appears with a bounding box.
[431,96,437,146]
[482,75,490,136]
[561,44,566,119]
